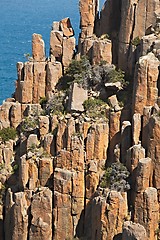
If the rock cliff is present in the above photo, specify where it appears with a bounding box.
[0,0,160,239]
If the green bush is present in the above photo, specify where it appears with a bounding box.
[131,36,141,46]
[65,56,92,89]
[100,162,130,192]
[0,163,5,171]
[21,116,38,132]
[39,97,47,108]
[46,93,65,115]
[0,127,17,142]
[83,98,108,119]
[83,98,105,111]
[12,164,19,174]
[107,69,125,84]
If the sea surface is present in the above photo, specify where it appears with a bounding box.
[0,0,104,104]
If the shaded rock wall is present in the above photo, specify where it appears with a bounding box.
[95,0,160,74]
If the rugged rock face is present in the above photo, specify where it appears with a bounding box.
[0,1,160,240]
[122,221,147,240]
[96,0,160,74]
[132,53,159,115]
[79,0,99,39]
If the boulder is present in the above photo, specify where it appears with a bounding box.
[60,18,74,37]
[108,95,121,112]
[68,83,88,112]
[122,221,147,240]
[105,81,122,91]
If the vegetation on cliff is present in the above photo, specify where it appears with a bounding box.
[0,127,17,142]
[100,162,130,192]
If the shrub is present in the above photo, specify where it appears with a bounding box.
[131,36,141,46]
[65,56,92,89]
[21,116,38,132]
[100,33,110,40]
[100,162,130,192]
[107,69,125,84]
[0,163,5,171]
[91,64,127,88]
[83,98,108,119]
[83,98,105,111]
[39,97,47,108]
[46,93,65,115]
[12,164,19,174]
[0,127,17,142]
[24,53,32,61]
[28,143,37,153]
[91,64,104,86]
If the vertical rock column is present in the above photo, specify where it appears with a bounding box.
[53,120,85,239]
[81,191,128,240]
[50,18,75,70]
[132,53,159,115]
[5,190,30,240]
[15,33,46,104]
[118,0,159,72]
[85,123,109,198]
[79,0,99,39]
[147,116,160,194]
[32,33,45,62]
[134,158,159,239]
[29,188,53,240]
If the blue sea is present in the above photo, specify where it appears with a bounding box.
[0,0,104,104]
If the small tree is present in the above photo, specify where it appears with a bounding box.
[65,56,92,89]
[0,127,17,142]
[46,93,65,115]
[83,98,108,119]
[100,162,130,192]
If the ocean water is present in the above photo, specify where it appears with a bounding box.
[0,0,104,104]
